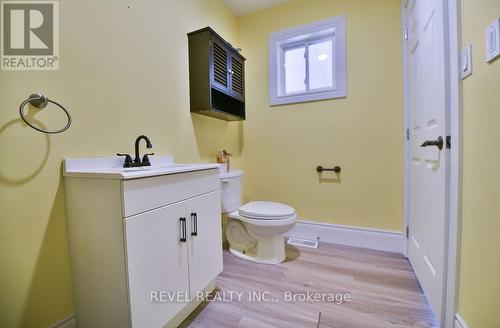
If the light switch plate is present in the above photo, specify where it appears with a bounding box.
[461,44,472,79]
[485,18,500,62]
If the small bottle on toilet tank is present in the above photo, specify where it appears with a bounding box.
[216,149,231,173]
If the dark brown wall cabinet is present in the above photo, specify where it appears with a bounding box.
[188,27,245,121]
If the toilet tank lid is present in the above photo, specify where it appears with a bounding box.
[220,169,243,179]
[239,201,295,219]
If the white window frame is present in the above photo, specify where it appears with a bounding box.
[269,16,346,106]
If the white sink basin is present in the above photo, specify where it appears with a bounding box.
[118,163,199,172]
[64,156,221,180]
[120,167,153,172]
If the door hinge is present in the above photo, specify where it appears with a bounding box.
[404,28,409,41]
[406,128,410,141]
[446,135,452,149]
[406,226,409,239]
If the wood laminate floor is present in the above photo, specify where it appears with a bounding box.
[180,242,438,328]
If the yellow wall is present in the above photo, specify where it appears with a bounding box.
[237,0,403,231]
[458,0,500,327]
[0,0,241,326]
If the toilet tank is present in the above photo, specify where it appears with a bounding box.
[220,169,243,213]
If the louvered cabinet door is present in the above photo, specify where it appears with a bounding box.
[210,38,230,94]
[229,54,244,101]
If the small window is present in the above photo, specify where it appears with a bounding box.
[269,16,346,105]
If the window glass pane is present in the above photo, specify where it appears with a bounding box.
[308,40,333,90]
[284,46,306,94]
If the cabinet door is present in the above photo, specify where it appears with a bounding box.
[210,37,230,94]
[229,53,245,101]
[125,202,189,328]
[186,191,223,295]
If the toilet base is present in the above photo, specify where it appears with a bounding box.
[225,211,296,265]
[228,233,287,264]
[229,247,285,265]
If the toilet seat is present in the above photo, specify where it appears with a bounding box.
[229,212,297,227]
[238,201,296,220]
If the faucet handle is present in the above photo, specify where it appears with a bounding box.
[142,153,154,164]
[117,153,133,167]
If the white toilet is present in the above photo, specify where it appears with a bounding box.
[220,169,297,264]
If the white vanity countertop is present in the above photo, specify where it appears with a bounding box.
[63,156,221,180]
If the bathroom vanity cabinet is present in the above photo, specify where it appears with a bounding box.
[188,27,245,121]
[64,159,222,328]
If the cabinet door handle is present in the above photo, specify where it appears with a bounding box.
[180,217,187,242]
[191,213,198,237]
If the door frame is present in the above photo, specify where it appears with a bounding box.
[401,0,462,327]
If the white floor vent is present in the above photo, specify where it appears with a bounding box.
[287,237,318,248]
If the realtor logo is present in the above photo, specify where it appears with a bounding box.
[1,1,59,70]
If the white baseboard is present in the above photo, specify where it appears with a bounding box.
[454,313,469,328]
[50,314,76,328]
[287,220,405,254]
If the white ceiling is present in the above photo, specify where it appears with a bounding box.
[224,0,290,17]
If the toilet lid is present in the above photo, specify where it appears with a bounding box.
[239,201,296,220]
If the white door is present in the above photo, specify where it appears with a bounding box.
[186,191,223,296]
[125,202,190,328]
[405,0,448,322]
